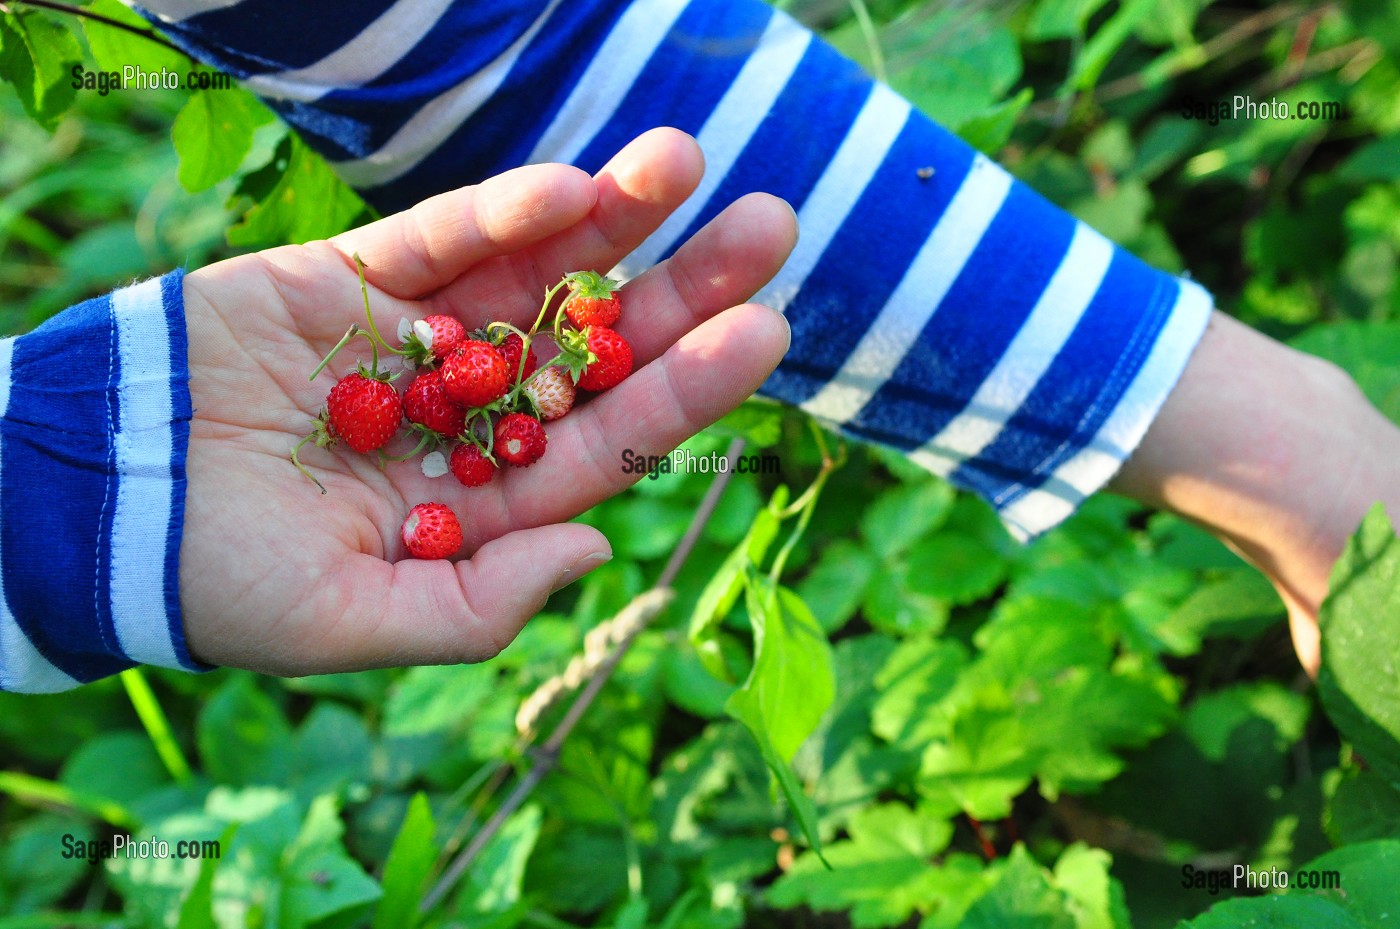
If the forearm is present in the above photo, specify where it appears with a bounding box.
[1109,311,1400,671]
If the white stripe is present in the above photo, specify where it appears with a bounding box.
[0,338,80,693]
[909,222,1115,476]
[109,279,183,670]
[800,156,1014,424]
[752,84,910,312]
[527,0,691,166]
[330,0,565,188]
[135,0,244,24]
[997,278,1215,540]
[621,12,813,272]
[241,0,456,102]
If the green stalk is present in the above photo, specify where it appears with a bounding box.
[120,669,193,786]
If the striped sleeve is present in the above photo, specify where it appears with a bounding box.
[135,0,1213,540]
[0,272,202,693]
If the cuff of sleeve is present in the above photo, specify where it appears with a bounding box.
[0,270,205,693]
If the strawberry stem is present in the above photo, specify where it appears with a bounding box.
[310,325,362,381]
[381,428,438,463]
[529,278,570,338]
[290,435,327,494]
[351,252,405,368]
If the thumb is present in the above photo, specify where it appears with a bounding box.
[337,523,612,669]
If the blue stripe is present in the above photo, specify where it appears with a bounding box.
[570,0,774,174]
[952,250,1176,503]
[843,181,1075,449]
[2,295,132,682]
[662,34,872,250]
[759,114,977,407]
[160,271,203,671]
[362,0,633,211]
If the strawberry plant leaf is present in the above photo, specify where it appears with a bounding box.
[227,132,367,247]
[461,805,542,914]
[281,795,383,929]
[797,538,877,633]
[1326,767,1400,846]
[1317,505,1400,784]
[372,793,436,929]
[197,675,294,786]
[858,478,955,559]
[0,12,80,131]
[175,823,240,929]
[83,0,187,76]
[173,89,264,192]
[726,577,834,857]
[383,664,497,737]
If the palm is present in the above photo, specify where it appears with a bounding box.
[174,131,795,676]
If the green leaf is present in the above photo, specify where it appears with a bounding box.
[1025,0,1113,40]
[797,539,877,633]
[726,579,834,856]
[1317,505,1400,784]
[871,636,967,751]
[0,13,80,131]
[281,795,383,929]
[960,846,1074,929]
[690,489,783,673]
[1297,839,1400,923]
[372,794,436,929]
[461,805,542,913]
[1290,323,1400,424]
[82,0,188,76]
[768,803,959,928]
[1326,767,1400,846]
[59,731,169,807]
[1182,683,1310,764]
[1177,895,1359,929]
[383,664,498,737]
[859,479,955,559]
[905,532,1007,606]
[0,814,94,913]
[958,88,1033,156]
[176,824,240,929]
[226,133,366,247]
[1068,0,1156,92]
[197,675,294,786]
[173,90,263,192]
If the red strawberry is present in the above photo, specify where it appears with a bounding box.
[524,365,576,421]
[450,442,497,487]
[494,412,547,467]
[422,315,466,359]
[577,327,633,392]
[399,314,466,366]
[563,271,622,328]
[439,340,509,407]
[327,372,402,452]
[403,371,467,438]
[401,502,463,559]
[498,333,538,382]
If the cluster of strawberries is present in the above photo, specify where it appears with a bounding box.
[292,259,633,559]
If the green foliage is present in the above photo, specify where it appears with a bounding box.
[3,2,1400,929]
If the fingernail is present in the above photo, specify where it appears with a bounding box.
[552,551,612,593]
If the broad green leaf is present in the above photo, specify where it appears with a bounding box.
[768,803,959,928]
[918,705,1036,819]
[710,400,785,448]
[1025,0,1112,40]
[1317,506,1400,783]
[197,675,293,786]
[871,636,966,751]
[1182,683,1310,764]
[173,90,263,192]
[1177,895,1359,928]
[887,8,1021,130]
[462,805,543,913]
[859,478,955,559]
[1068,0,1156,91]
[1326,766,1400,846]
[1297,839,1400,923]
[281,795,383,929]
[905,532,1007,606]
[960,846,1074,929]
[82,0,188,76]
[383,664,497,737]
[0,13,80,130]
[1338,136,1400,182]
[0,814,93,913]
[175,824,239,929]
[690,488,784,676]
[59,731,169,807]
[289,703,373,799]
[226,133,366,247]
[1052,844,1131,929]
[372,794,435,929]
[798,539,877,632]
[1291,323,1400,424]
[958,88,1033,156]
[726,579,834,856]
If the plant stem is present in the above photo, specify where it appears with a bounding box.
[120,669,193,786]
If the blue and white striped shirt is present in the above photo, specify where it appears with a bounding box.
[0,0,1211,691]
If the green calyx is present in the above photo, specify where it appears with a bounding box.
[563,270,620,300]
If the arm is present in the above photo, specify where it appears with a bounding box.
[1109,311,1400,675]
[136,0,1212,541]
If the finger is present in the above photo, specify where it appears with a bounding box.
[421,127,706,321]
[603,191,797,366]
[499,304,791,527]
[331,523,611,669]
[329,163,598,300]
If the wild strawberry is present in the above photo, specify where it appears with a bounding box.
[440,340,509,407]
[450,442,497,487]
[563,271,622,328]
[577,327,633,392]
[524,365,576,421]
[397,315,466,367]
[494,412,547,467]
[326,372,402,452]
[401,502,463,559]
[498,332,538,382]
[403,371,467,438]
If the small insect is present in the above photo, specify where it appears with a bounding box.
[916,166,935,180]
